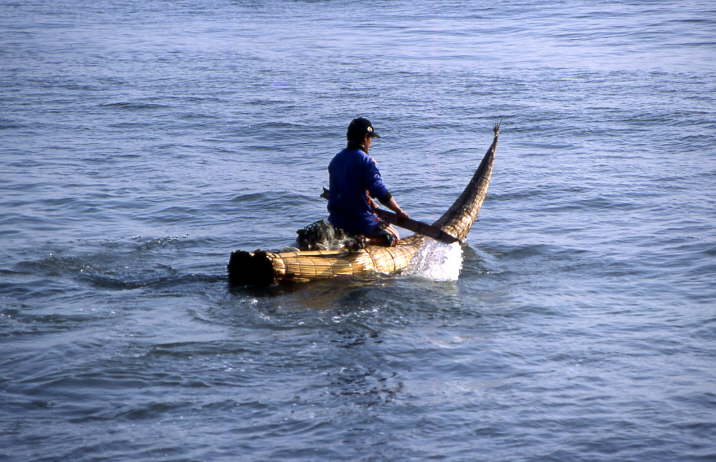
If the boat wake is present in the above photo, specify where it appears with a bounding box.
[406,239,463,281]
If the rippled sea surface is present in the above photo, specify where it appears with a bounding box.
[2,1,715,460]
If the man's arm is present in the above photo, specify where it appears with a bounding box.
[380,195,409,220]
[364,157,409,219]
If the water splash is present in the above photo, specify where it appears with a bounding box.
[407,239,463,281]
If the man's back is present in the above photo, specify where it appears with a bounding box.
[327,147,390,235]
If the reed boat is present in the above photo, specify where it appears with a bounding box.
[228,124,499,286]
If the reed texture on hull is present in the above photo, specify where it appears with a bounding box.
[228,125,499,286]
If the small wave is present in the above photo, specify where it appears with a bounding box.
[13,236,224,293]
[100,101,171,111]
[673,41,716,47]
[231,192,269,203]
[230,190,313,208]
[146,340,251,359]
[107,121,146,129]
[0,120,24,130]
[178,112,220,120]
[131,235,191,251]
[84,271,225,291]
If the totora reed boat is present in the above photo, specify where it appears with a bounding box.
[228,124,499,286]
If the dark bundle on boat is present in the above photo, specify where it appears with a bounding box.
[295,220,365,251]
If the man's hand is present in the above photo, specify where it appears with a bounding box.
[366,195,377,211]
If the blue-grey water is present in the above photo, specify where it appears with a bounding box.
[2,1,715,461]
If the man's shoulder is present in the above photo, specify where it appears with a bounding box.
[347,148,374,164]
[333,148,372,164]
[329,148,349,165]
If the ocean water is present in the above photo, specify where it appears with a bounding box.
[2,0,715,460]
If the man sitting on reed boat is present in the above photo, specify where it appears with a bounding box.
[327,117,409,247]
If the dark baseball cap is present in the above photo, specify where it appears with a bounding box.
[347,117,380,140]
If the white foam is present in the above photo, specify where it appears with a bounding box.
[407,239,463,281]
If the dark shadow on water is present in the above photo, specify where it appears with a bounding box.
[227,277,387,311]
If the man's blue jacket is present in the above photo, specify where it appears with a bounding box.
[327,146,392,236]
